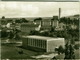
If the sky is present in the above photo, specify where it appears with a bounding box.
[0,2,80,18]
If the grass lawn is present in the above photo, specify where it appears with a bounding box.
[1,39,80,59]
[1,43,39,59]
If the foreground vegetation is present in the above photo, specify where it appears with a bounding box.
[1,43,80,59]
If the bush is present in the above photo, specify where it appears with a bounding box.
[74,44,80,50]
[56,45,64,54]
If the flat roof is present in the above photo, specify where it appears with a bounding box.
[21,23,39,27]
[22,35,64,41]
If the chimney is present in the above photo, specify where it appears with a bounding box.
[59,8,61,21]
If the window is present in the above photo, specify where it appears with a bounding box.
[37,40,39,47]
[35,39,37,47]
[41,40,42,48]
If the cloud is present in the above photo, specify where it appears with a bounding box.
[0,2,79,18]
[21,4,39,14]
[62,9,80,17]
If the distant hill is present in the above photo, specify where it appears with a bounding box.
[0,17,52,21]
[0,14,79,21]
[63,14,80,19]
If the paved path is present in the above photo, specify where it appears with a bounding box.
[32,53,58,59]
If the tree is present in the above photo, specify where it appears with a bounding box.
[52,56,57,60]
[34,17,42,21]
[13,29,21,40]
[50,26,55,32]
[15,19,21,23]
[41,31,49,36]
[64,42,75,59]
[69,44,75,59]
[71,38,75,45]
[29,30,39,35]
[8,31,14,39]
[14,33,20,40]
[57,45,64,54]
[64,42,70,59]
[2,16,5,19]
[1,30,8,38]
[74,44,80,50]
[21,18,28,23]
[18,49,24,54]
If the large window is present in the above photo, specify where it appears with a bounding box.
[33,39,35,46]
[43,40,46,49]
[26,38,47,49]
[41,40,43,48]
[37,40,39,47]
[31,39,33,46]
[39,40,42,48]
[36,39,38,47]
[34,39,36,47]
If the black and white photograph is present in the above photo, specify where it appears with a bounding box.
[0,1,80,60]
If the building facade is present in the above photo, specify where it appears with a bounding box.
[21,22,39,35]
[22,35,65,52]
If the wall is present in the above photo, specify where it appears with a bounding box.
[22,37,47,52]
[47,39,65,52]
[22,37,65,52]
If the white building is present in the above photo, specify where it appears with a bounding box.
[6,23,11,28]
[22,35,65,52]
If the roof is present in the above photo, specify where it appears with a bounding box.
[41,25,51,28]
[22,35,64,41]
[21,23,39,27]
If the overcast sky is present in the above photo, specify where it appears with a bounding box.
[0,2,79,18]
